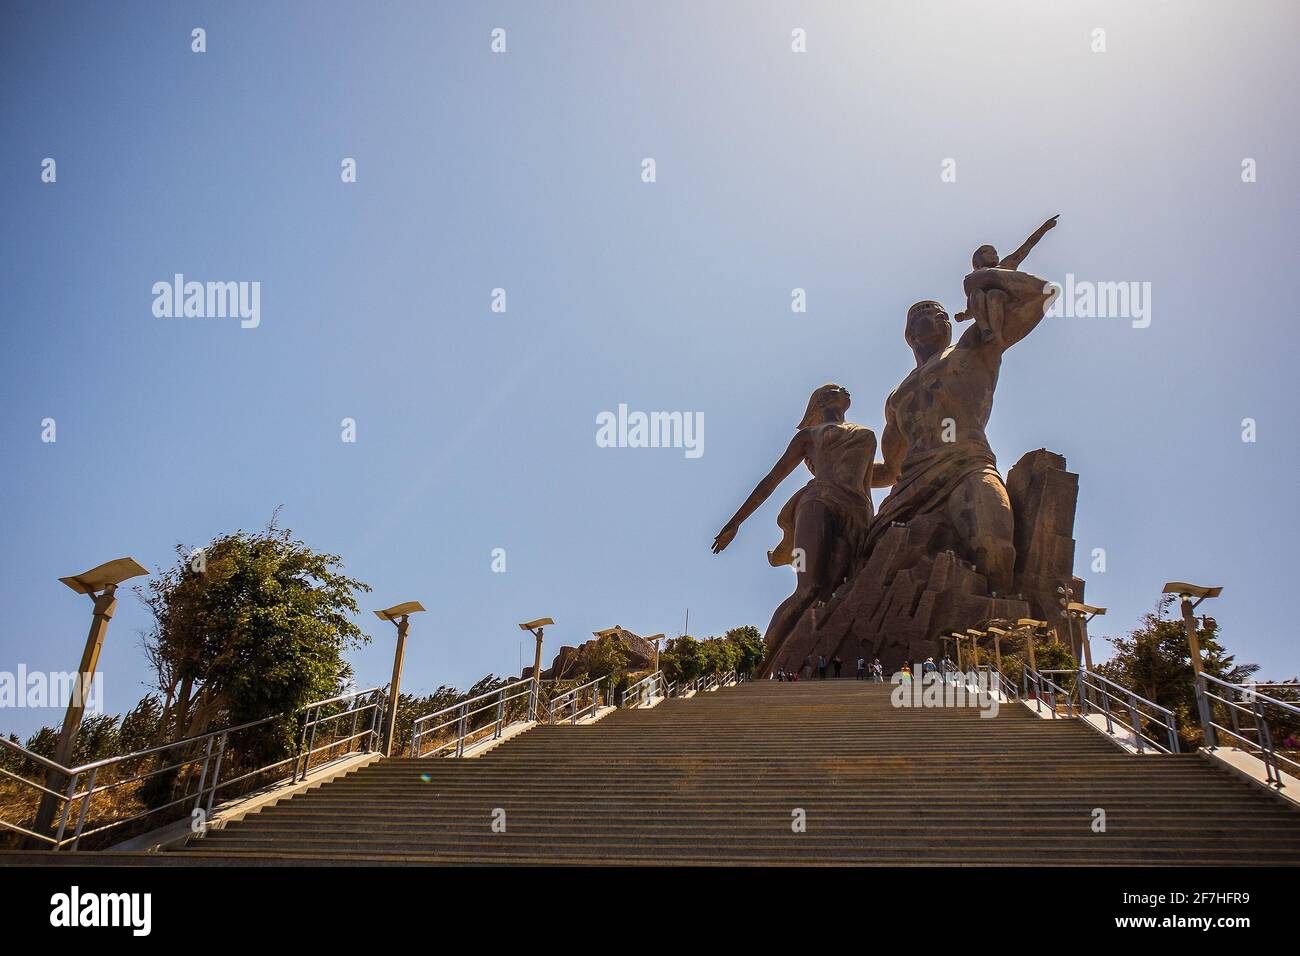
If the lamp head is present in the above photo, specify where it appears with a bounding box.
[374,601,426,622]
[59,557,148,595]
[1071,602,1106,616]
[1162,582,1222,600]
[519,617,554,632]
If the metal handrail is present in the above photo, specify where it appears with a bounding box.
[1197,673,1300,787]
[960,664,1017,702]
[546,675,609,725]
[1074,668,1179,755]
[409,679,535,759]
[1023,667,1076,718]
[0,686,383,851]
[978,664,1019,702]
[621,671,665,708]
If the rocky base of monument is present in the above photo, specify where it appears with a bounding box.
[767,448,1086,674]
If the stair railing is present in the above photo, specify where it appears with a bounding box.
[409,679,534,759]
[0,685,383,852]
[546,675,610,725]
[960,664,1017,703]
[978,664,1019,702]
[1023,667,1076,718]
[1195,674,1300,788]
[621,671,665,708]
[1074,669,1180,755]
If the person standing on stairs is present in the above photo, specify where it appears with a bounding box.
[832,655,844,678]
[856,656,866,680]
[817,654,827,679]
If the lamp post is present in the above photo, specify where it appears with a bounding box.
[1066,602,1106,672]
[33,557,148,839]
[1162,582,1222,748]
[646,633,666,674]
[987,626,1009,675]
[373,601,425,757]
[1017,619,1049,673]
[966,629,986,669]
[519,618,554,721]
[949,632,965,671]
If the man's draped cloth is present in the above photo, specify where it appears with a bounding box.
[862,437,1000,555]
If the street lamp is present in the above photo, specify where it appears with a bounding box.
[33,557,148,837]
[965,629,986,668]
[1066,601,1106,671]
[948,631,971,671]
[646,634,666,673]
[373,601,426,757]
[1162,582,1223,747]
[519,618,554,721]
[986,626,1009,675]
[1017,619,1050,673]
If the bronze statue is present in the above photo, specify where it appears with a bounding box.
[870,235,1058,594]
[713,384,881,659]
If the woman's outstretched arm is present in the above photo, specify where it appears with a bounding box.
[713,432,808,553]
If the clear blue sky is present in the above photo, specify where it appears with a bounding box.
[2,1,1297,736]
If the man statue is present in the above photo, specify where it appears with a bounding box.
[869,266,1057,595]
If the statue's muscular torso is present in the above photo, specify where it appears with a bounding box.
[885,329,1001,456]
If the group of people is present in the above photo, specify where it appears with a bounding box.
[772,655,886,682]
[896,656,960,684]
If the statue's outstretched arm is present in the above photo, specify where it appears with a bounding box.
[713,432,807,553]
[997,214,1059,271]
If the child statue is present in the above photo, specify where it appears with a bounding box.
[955,215,1059,342]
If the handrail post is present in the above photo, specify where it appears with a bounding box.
[194,734,216,812]
[455,702,469,758]
[495,687,506,739]
[303,706,320,779]
[294,707,310,783]
[1127,695,1145,753]
[1101,685,1114,735]
[1166,714,1180,754]
[370,692,383,754]
[70,766,97,851]
[1251,693,1279,787]
[206,733,229,818]
[53,772,79,849]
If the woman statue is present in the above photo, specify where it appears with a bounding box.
[712,384,881,661]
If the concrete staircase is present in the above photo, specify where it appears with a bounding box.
[10,681,1299,865]
[170,680,1298,865]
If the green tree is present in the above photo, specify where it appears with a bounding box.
[724,626,765,674]
[661,635,705,684]
[583,635,630,681]
[138,516,371,765]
